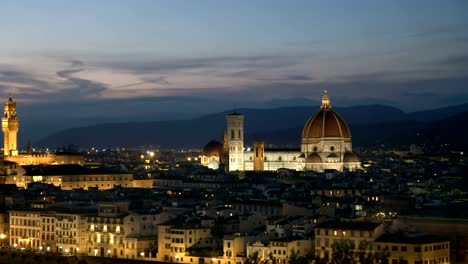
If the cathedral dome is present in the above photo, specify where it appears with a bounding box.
[301,91,351,139]
[203,140,223,157]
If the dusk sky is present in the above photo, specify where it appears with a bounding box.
[1,0,468,130]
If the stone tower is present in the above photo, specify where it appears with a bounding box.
[226,113,244,171]
[253,140,264,171]
[2,97,19,156]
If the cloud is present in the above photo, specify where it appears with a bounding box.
[111,76,170,89]
[439,54,468,68]
[102,54,298,75]
[55,69,107,98]
[70,59,85,68]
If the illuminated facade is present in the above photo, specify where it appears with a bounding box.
[202,91,361,172]
[2,97,19,156]
[246,238,313,264]
[156,221,213,263]
[1,97,83,166]
[375,234,450,264]
[2,164,141,190]
[314,221,385,257]
[8,203,175,259]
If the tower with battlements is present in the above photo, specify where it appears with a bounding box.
[2,97,19,156]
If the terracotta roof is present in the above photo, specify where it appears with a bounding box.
[301,109,351,139]
[316,221,382,230]
[376,233,449,244]
[203,140,223,156]
[343,152,359,162]
[306,153,322,163]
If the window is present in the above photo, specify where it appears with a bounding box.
[414,247,421,252]
[330,146,335,151]
[401,246,407,252]
[391,246,398,251]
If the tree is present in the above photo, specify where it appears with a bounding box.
[288,249,315,264]
[245,251,261,264]
[319,239,390,264]
[331,240,356,264]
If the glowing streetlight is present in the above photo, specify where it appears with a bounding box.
[140,252,145,257]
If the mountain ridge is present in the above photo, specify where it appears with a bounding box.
[34,103,468,149]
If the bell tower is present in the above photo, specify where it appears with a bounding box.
[2,97,19,156]
[226,113,244,171]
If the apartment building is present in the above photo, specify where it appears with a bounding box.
[314,221,385,256]
[375,233,450,264]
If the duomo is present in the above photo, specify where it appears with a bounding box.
[201,91,361,172]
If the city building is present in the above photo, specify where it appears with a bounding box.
[314,221,385,257]
[246,237,313,264]
[156,218,214,263]
[2,97,83,166]
[375,233,450,264]
[201,91,361,172]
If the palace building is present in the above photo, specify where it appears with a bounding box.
[201,91,361,172]
[1,97,83,166]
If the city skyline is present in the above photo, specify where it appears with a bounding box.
[0,0,467,117]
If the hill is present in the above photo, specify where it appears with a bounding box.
[35,104,468,149]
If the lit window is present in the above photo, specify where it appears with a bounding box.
[116,226,120,233]
[103,225,107,232]
[334,230,337,236]
[90,224,94,231]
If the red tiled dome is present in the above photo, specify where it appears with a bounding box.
[203,140,223,157]
[302,91,351,139]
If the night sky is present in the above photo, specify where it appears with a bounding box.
[1,0,468,140]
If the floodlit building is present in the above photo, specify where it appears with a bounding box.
[314,221,385,257]
[201,91,361,172]
[246,237,313,264]
[2,97,83,166]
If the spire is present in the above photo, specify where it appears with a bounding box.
[321,89,331,109]
[26,140,32,155]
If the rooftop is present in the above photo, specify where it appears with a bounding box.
[375,233,449,244]
[315,221,382,231]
